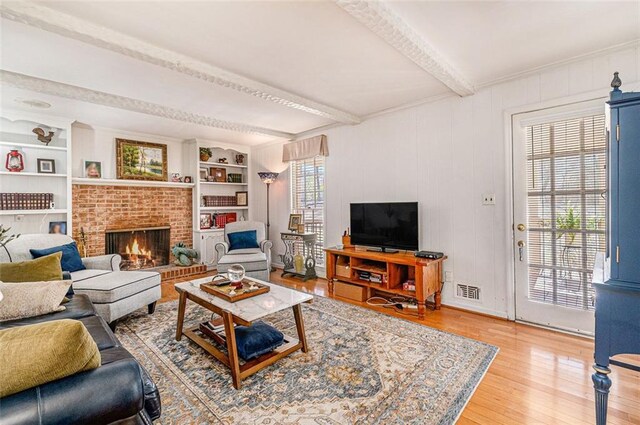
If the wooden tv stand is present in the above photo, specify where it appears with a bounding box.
[325,247,447,318]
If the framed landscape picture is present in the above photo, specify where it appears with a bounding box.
[116,138,167,181]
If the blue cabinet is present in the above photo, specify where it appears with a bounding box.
[592,74,640,425]
[610,100,640,281]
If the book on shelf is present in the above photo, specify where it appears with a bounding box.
[0,192,54,210]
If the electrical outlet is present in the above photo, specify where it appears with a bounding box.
[15,214,24,222]
[445,271,453,282]
[482,193,496,205]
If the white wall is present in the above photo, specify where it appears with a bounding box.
[250,45,640,318]
[71,124,188,178]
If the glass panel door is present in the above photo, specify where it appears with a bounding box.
[513,103,606,334]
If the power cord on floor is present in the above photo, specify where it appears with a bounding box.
[366,296,420,317]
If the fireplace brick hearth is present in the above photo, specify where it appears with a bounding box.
[72,184,193,260]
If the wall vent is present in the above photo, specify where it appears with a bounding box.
[456,283,480,300]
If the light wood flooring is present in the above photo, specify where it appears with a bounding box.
[159,271,640,425]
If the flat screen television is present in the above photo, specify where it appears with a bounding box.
[350,202,419,252]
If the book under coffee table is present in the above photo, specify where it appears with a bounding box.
[174,277,313,389]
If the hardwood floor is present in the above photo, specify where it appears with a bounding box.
[159,271,640,425]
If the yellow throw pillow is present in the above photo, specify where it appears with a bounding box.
[0,319,101,397]
[0,252,63,282]
[0,280,71,322]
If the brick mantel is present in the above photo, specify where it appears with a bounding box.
[72,184,193,258]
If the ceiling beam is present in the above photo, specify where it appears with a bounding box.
[0,70,295,139]
[0,1,361,125]
[335,0,475,96]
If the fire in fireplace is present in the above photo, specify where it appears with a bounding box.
[105,226,170,271]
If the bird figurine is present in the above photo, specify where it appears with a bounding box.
[32,127,55,146]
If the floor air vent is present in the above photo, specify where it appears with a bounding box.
[456,284,480,300]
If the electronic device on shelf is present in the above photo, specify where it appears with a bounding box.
[350,202,419,252]
[415,251,444,259]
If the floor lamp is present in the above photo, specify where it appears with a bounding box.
[257,172,279,241]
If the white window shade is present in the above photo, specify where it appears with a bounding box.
[525,113,606,311]
[282,135,328,162]
[291,156,325,266]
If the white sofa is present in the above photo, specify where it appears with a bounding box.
[0,234,161,327]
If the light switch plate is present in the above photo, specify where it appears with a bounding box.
[445,271,453,282]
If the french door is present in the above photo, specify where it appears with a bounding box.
[512,101,607,334]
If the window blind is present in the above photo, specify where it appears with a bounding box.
[525,114,606,311]
[290,155,325,266]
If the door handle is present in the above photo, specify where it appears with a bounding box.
[517,240,526,262]
[517,223,526,231]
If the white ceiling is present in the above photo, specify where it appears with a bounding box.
[1,1,639,145]
[390,1,640,86]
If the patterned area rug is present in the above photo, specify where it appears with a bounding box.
[118,294,498,425]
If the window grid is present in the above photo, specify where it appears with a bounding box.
[525,114,606,311]
[290,156,325,266]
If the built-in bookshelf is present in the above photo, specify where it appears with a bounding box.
[0,112,73,235]
[182,139,250,268]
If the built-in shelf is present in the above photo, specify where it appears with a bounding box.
[200,181,247,186]
[72,178,195,188]
[0,171,67,178]
[196,228,225,234]
[188,141,250,267]
[199,161,247,169]
[200,206,249,211]
[0,141,67,151]
[0,209,67,216]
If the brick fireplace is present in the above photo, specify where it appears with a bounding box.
[72,184,193,261]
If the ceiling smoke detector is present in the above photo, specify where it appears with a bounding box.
[14,98,52,109]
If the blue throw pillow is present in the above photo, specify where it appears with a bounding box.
[30,242,86,273]
[228,230,259,250]
[234,321,285,360]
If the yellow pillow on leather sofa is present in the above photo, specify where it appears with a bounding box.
[0,319,101,397]
[0,252,63,282]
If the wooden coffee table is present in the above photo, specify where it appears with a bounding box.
[174,277,313,389]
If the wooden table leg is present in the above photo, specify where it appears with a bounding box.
[293,304,308,353]
[175,291,187,341]
[223,310,242,389]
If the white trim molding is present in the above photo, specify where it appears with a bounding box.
[72,178,195,188]
[0,1,361,125]
[0,70,295,139]
[335,0,475,97]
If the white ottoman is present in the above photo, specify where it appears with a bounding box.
[71,269,161,325]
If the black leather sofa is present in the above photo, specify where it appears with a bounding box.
[0,294,161,425]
